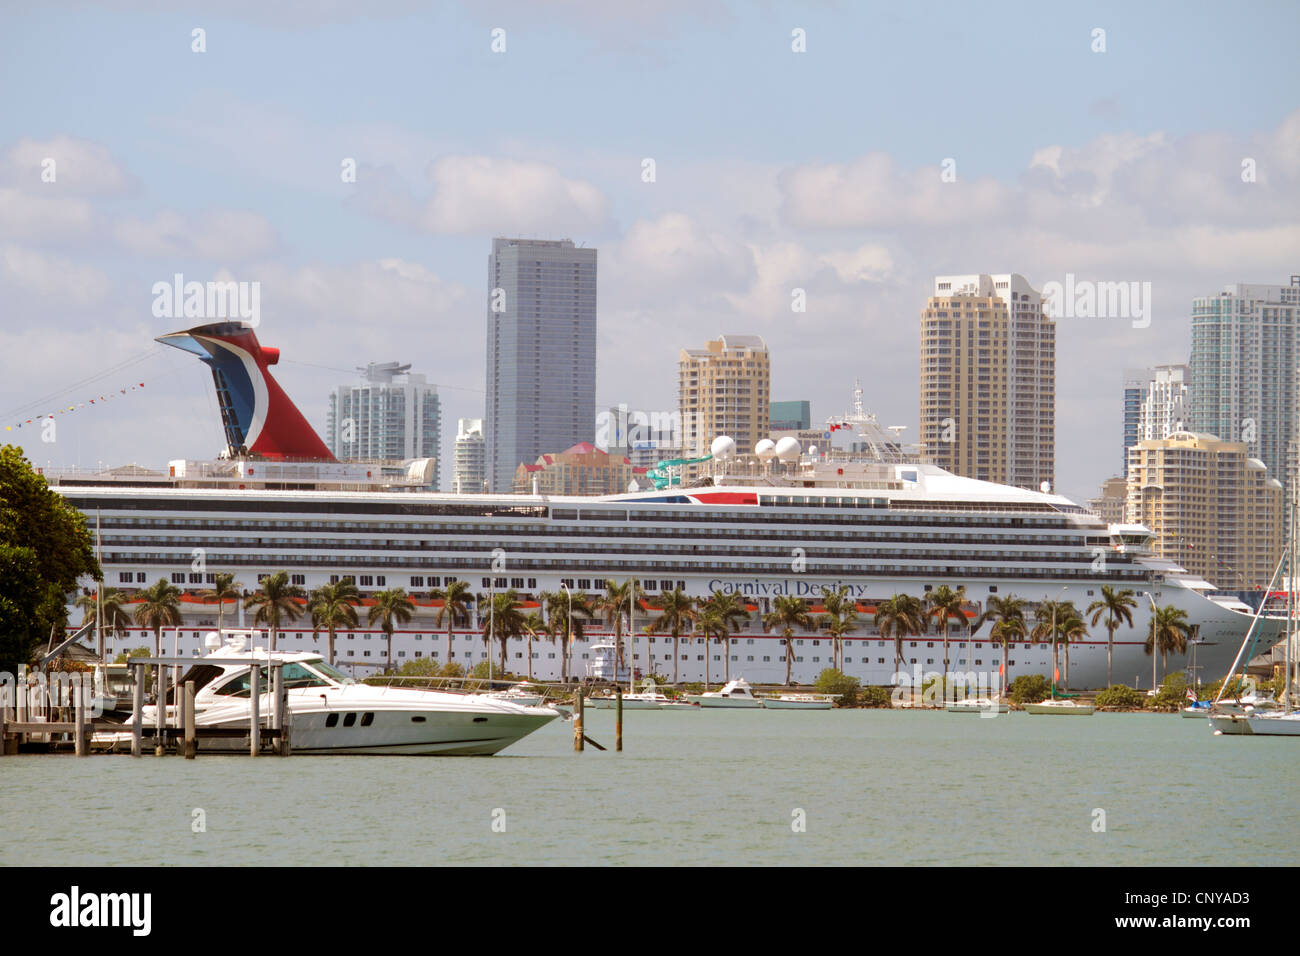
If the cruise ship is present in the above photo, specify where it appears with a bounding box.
[49,322,1282,690]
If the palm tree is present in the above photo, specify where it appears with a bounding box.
[1086,585,1137,688]
[479,589,526,675]
[974,594,1028,699]
[818,585,857,670]
[1058,608,1089,691]
[521,612,547,680]
[198,572,243,637]
[431,579,474,669]
[875,593,926,676]
[367,587,415,672]
[307,579,360,666]
[763,595,813,685]
[926,585,966,687]
[75,587,133,649]
[1033,600,1089,691]
[595,579,645,677]
[545,590,594,682]
[698,590,750,683]
[132,578,183,659]
[648,588,698,686]
[1146,604,1192,680]
[243,571,306,651]
[696,603,727,690]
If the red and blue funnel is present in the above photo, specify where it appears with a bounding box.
[157,322,335,462]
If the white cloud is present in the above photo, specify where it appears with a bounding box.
[0,244,112,306]
[0,136,137,196]
[420,156,608,235]
[114,209,279,260]
[0,188,97,241]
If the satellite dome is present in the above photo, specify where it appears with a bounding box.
[754,439,777,460]
[710,435,737,460]
[775,436,801,461]
[807,444,818,457]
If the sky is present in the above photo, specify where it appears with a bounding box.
[1,0,1297,502]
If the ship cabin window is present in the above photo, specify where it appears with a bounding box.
[119,572,134,583]
[290,574,305,585]
[326,713,339,727]
[361,712,374,726]
[482,578,491,587]
[375,576,385,586]
[661,580,673,591]
[411,576,425,587]
[343,713,357,727]
[642,580,657,591]
[171,573,186,584]
[988,586,997,593]
[494,578,507,588]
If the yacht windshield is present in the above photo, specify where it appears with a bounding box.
[307,660,355,685]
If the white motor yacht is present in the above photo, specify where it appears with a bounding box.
[685,678,764,709]
[761,693,837,710]
[1023,698,1094,715]
[945,697,1009,714]
[96,633,560,755]
[484,681,547,707]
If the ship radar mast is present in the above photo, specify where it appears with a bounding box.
[827,380,913,463]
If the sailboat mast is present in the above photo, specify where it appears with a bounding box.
[96,508,104,660]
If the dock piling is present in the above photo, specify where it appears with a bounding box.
[574,691,584,752]
[130,663,143,758]
[615,688,623,752]
[249,663,260,757]
[73,692,87,757]
[154,664,165,756]
[183,681,196,759]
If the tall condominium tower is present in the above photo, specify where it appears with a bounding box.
[679,335,770,459]
[1127,432,1283,590]
[1188,279,1300,486]
[920,274,1055,489]
[453,418,486,494]
[326,361,441,482]
[1123,365,1190,474]
[485,238,597,493]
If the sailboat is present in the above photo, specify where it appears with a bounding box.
[1209,498,1292,736]
[1024,610,1093,714]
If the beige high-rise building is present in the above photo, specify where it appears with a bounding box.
[679,335,770,459]
[1126,432,1283,590]
[1087,475,1129,526]
[920,274,1054,489]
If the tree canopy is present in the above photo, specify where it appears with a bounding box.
[0,445,99,671]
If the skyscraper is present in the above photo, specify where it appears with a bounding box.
[1127,432,1283,590]
[1188,279,1300,486]
[920,274,1055,489]
[679,335,770,459]
[485,238,597,492]
[453,418,486,494]
[1123,365,1190,475]
[326,361,441,483]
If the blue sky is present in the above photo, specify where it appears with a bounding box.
[1,0,1298,500]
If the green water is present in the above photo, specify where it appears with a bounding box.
[3,710,1296,866]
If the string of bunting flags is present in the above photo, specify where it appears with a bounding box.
[4,382,147,432]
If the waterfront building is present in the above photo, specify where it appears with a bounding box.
[485,237,598,493]
[920,274,1055,490]
[512,441,636,496]
[1126,432,1284,590]
[453,418,486,494]
[1087,475,1128,526]
[326,362,441,485]
[1123,365,1190,476]
[679,335,770,464]
[1188,279,1300,487]
[770,400,811,431]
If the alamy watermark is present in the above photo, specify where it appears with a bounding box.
[1042,273,1151,329]
[151,273,261,327]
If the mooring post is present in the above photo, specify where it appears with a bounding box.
[131,663,143,758]
[183,681,196,759]
[615,687,623,753]
[15,666,26,746]
[270,663,284,756]
[74,691,87,757]
[249,662,260,757]
[154,664,165,756]
[574,691,585,752]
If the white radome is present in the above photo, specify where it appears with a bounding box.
[754,439,776,460]
[774,436,801,461]
[710,435,737,459]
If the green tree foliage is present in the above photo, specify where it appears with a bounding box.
[1095,684,1146,710]
[396,657,441,677]
[1153,670,1191,711]
[1008,673,1050,705]
[0,446,99,671]
[860,685,892,708]
[813,668,859,706]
